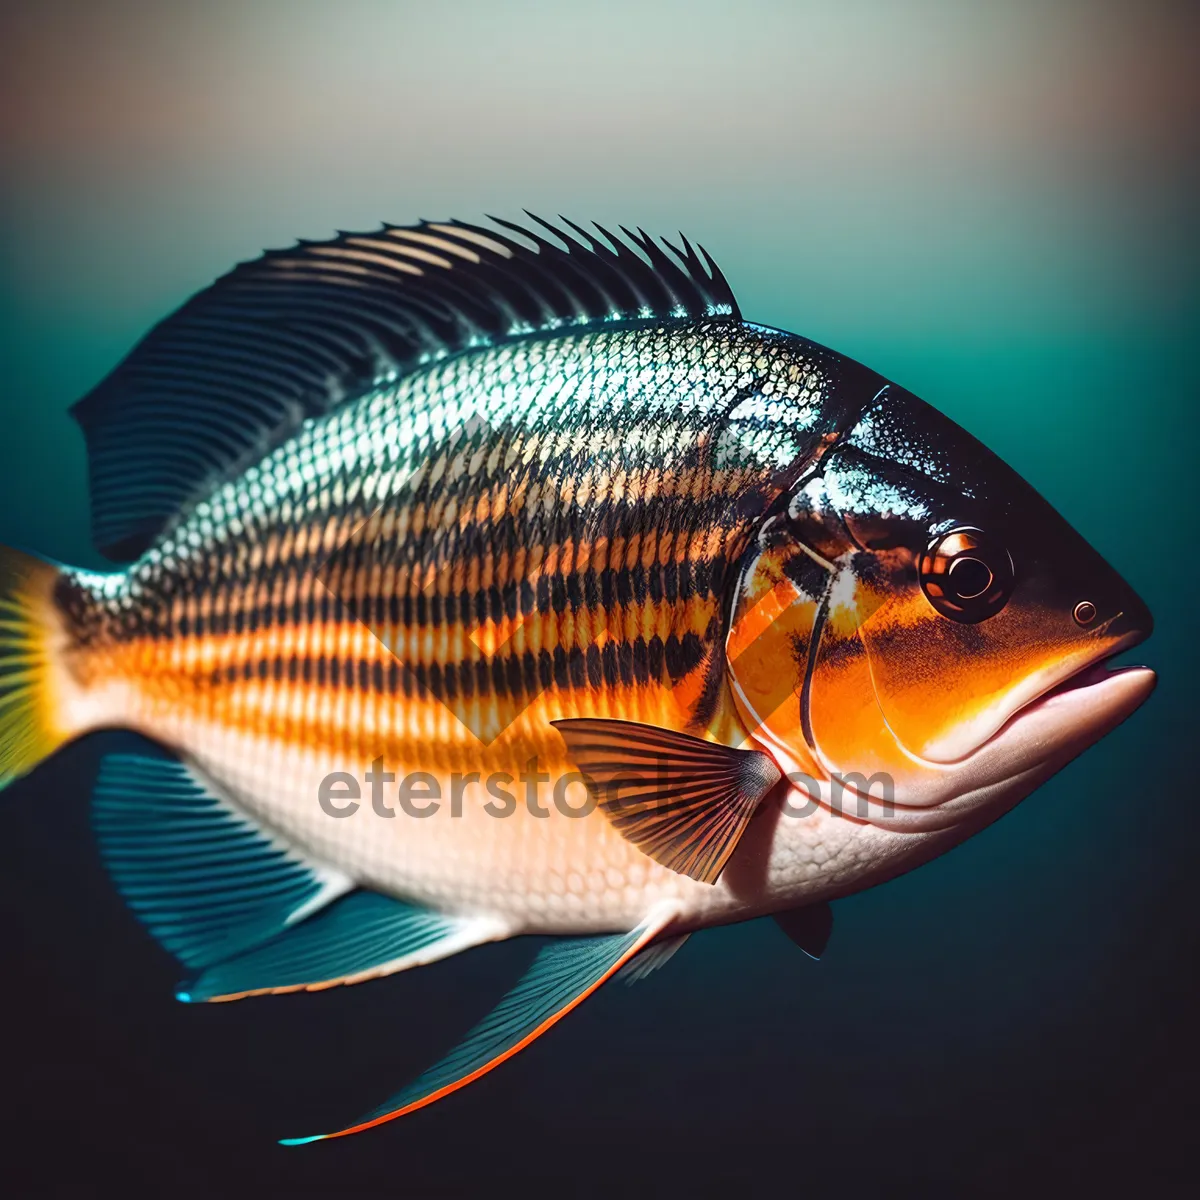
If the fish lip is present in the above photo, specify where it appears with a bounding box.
[1012,659,1157,729]
[917,619,1154,764]
[959,625,1156,768]
[827,631,1156,829]
[1036,657,1146,702]
[836,659,1157,832]
[1006,625,1152,718]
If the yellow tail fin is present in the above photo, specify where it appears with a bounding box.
[0,545,73,789]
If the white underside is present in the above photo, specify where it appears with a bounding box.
[128,719,997,939]
[101,664,1152,941]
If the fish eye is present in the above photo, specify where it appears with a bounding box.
[919,527,1015,623]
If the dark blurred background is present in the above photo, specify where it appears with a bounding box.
[0,1,1196,1194]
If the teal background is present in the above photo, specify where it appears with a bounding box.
[0,1,1195,1194]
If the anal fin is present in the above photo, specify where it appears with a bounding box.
[93,747,352,970]
[281,905,679,1143]
[182,892,507,1003]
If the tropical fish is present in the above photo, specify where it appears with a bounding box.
[0,216,1154,1142]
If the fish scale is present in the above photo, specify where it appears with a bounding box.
[59,322,870,929]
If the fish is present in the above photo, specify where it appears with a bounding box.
[0,215,1154,1142]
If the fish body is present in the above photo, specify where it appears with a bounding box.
[0,217,1154,1138]
[59,321,907,934]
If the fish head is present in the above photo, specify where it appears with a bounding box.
[727,383,1155,829]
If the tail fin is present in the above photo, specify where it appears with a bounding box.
[0,545,76,789]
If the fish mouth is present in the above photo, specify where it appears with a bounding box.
[838,632,1155,831]
[941,636,1154,819]
[937,648,1157,821]
[997,626,1155,748]
[1029,655,1148,708]
[1002,655,1156,756]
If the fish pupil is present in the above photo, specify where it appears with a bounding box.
[947,556,992,600]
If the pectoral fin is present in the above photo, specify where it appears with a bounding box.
[281,907,677,1144]
[552,718,781,884]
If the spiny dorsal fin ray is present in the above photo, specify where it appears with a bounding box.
[71,215,740,561]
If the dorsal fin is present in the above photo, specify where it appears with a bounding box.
[71,215,741,560]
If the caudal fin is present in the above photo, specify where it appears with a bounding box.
[0,545,74,789]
